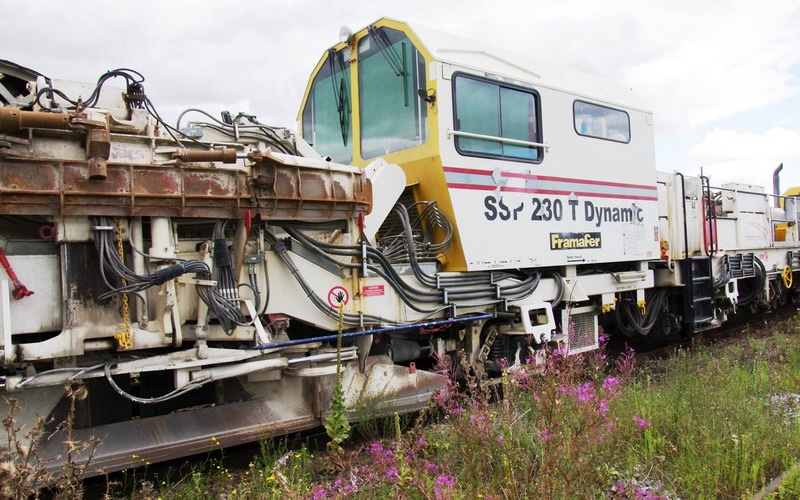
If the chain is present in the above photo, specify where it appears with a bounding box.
[478,327,498,363]
[114,218,132,350]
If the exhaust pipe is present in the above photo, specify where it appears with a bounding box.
[773,163,784,208]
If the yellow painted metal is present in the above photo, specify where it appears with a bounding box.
[775,187,800,240]
[298,18,468,270]
[783,265,793,289]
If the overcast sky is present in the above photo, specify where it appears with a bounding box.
[4,0,800,192]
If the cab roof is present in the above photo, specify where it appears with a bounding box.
[375,18,651,113]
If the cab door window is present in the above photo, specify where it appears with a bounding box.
[453,74,541,162]
[358,26,427,159]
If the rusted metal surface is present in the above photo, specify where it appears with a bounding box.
[0,155,372,220]
[40,397,321,478]
[40,364,442,478]
[174,148,237,164]
[0,111,371,219]
[0,108,72,131]
[86,126,111,180]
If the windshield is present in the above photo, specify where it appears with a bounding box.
[302,48,352,163]
[358,26,427,159]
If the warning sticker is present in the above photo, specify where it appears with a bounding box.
[362,285,385,297]
[327,286,349,308]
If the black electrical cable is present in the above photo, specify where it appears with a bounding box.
[92,216,256,334]
[34,68,212,150]
[34,68,146,110]
[613,288,667,337]
[285,226,539,303]
[175,109,297,155]
[278,224,542,321]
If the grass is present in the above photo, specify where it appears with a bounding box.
[103,318,800,498]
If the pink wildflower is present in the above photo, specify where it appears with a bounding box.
[386,468,399,479]
[436,476,455,487]
[632,416,651,427]
[602,376,620,391]
[498,435,505,442]
[572,382,595,402]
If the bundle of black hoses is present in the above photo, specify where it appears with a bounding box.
[264,222,546,327]
[93,217,251,334]
[175,108,298,155]
[35,68,211,149]
[614,288,668,337]
[737,258,767,305]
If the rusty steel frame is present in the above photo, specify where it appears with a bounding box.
[0,155,372,220]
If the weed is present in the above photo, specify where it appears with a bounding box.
[323,306,351,471]
[141,317,800,499]
[0,383,99,498]
[775,462,800,499]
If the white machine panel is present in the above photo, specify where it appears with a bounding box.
[443,173,660,269]
[436,64,660,270]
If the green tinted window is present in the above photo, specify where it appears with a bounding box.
[454,75,540,161]
[359,27,427,159]
[302,49,352,163]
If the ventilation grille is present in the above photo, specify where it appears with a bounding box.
[563,307,598,354]
[726,253,755,279]
[789,251,800,270]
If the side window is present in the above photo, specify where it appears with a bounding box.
[302,48,352,163]
[573,100,630,143]
[453,74,541,162]
[359,26,427,159]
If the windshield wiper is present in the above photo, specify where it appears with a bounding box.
[367,25,409,107]
[327,48,350,146]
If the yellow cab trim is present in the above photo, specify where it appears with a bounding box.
[298,18,468,271]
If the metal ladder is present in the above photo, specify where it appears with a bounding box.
[683,256,714,325]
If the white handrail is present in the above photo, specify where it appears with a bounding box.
[447,128,549,151]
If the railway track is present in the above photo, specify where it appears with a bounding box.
[610,304,800,359]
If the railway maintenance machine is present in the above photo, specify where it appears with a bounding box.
[0,18,796,474]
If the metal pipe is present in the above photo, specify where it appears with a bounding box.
[148,217,173,259]
[675,173,690,258]
[286,350,358,366]
[173,148,237,164]
[253,312,493,350]
[130,217,148,324]
[774,163,784,208]
[0,108,71,131]
[189,357,288,383]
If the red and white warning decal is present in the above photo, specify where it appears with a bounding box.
[327,286,349,308]
[362,285,385,297]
